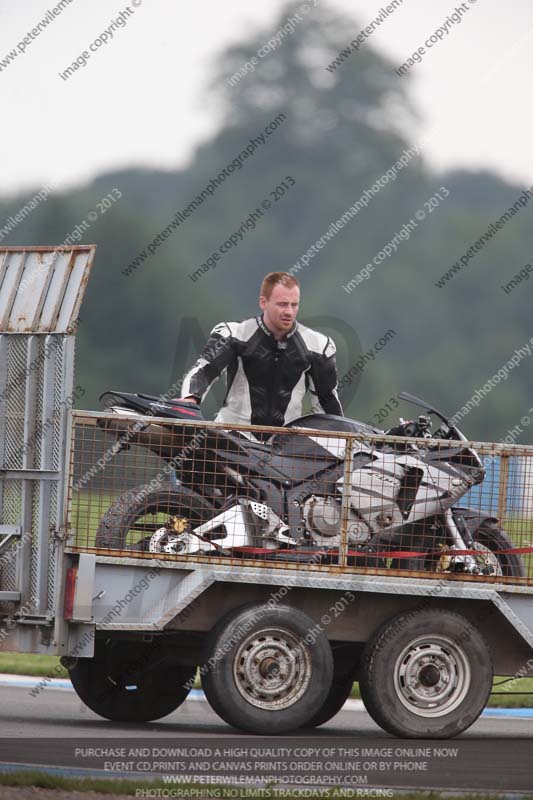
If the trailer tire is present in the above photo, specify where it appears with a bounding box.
[69,638,196,722]
[95,482,212,551]
[304,672,355,728]
[359,608,492,738]
[304,643,361,728]
[202,603,333,734]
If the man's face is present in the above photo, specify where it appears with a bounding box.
[259,283,300,337]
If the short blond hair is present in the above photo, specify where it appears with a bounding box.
[260,272,300,300]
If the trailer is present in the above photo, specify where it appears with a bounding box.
[2,245,533,739]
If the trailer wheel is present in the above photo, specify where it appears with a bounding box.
[202,603,333,734]
[69,639,196,722]
[304,671,355,728]
[304,643,361,728]
[95,482,212,551]
[359,608,492,738]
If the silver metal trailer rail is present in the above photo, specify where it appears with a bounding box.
[2,245,533,738]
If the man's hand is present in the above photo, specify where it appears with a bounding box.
[174,396,200,404]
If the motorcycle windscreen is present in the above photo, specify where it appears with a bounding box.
[285,413,382,437]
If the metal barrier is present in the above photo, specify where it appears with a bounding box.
[0,246,94,617]
[67,411,533,585]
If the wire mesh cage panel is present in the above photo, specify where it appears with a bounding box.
[68,411,533,585]
[0,246,94,617]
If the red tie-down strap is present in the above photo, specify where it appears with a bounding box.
[228,546,533,558]
[365,546,533,558]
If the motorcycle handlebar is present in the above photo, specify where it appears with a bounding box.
[386,417,432,439]
[386,419,468,444]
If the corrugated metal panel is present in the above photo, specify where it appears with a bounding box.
[0,245,94,628]
[0,246,94,334]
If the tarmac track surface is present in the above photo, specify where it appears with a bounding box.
[0,684,532,794]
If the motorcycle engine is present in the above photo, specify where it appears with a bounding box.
[302,496,370,546]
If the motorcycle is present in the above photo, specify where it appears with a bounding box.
[93,391,525,578]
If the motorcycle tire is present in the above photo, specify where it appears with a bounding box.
[389,521,526,578]
[95,482,213,551]
[471,522,526,578]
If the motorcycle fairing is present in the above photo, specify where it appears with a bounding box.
[97,391,498,575]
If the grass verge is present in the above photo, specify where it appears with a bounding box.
[0,771,514,799]
[0,653,68,679]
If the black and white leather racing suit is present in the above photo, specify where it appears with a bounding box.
[181,315,343,428]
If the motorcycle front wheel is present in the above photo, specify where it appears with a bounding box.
[470,521,526,578]
[390,520,525,578]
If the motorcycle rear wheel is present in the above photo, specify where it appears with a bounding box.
[94,482,212,551]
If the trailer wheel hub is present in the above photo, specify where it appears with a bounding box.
[394,634,471,717]
[233,627,311,710]
[419,663,440,687]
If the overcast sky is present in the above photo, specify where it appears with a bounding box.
[1,0,532,196]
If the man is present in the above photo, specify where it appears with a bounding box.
[179,272,342,429]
